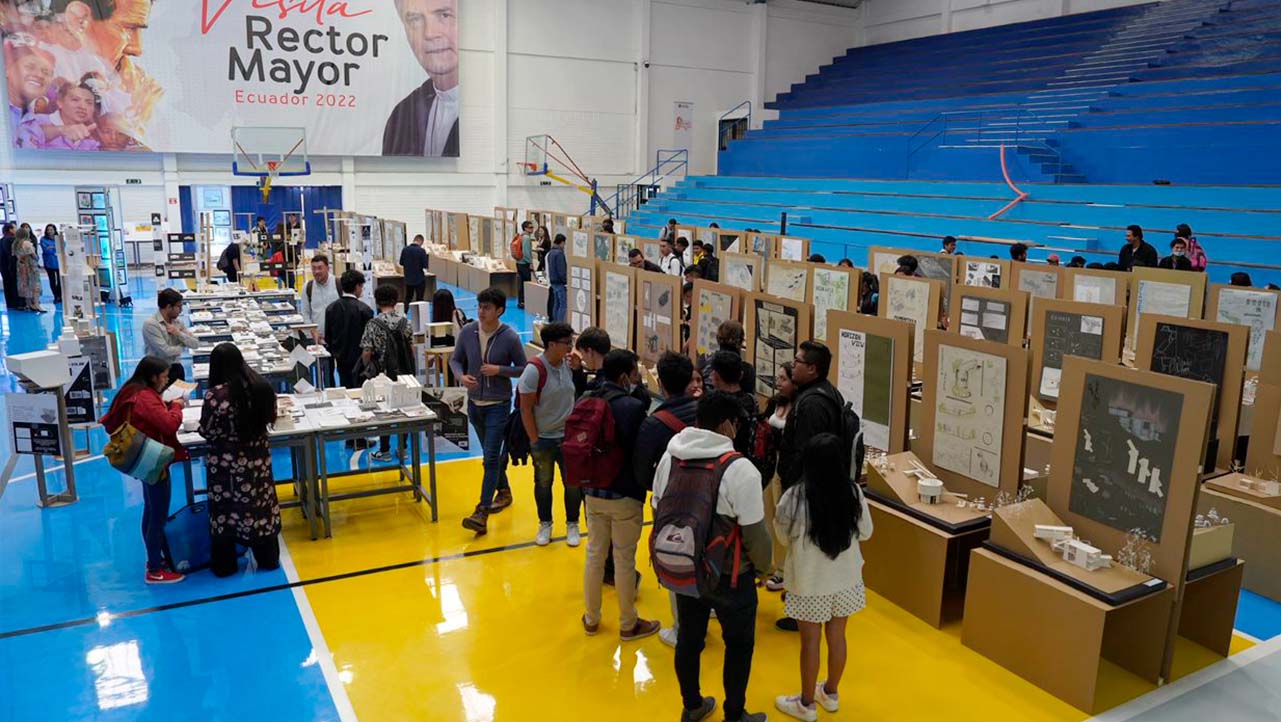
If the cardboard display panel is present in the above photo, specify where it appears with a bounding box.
[956,257,1010,289]
[716,229,745,256]
[765,259,812,303]
[600,264,636,352]
[743,232,775,262]
[1205,283,1281,373]
[878,273,944,378]
[1048,357,1213,595]
[569,229,592,261]
[1261,330,1281,387]
[690,280,743,368]
[1127,266,1207,349]
[721,252,763,293]
[1198,486,1281,601]
[1014,263,1063,301]
[448,212,471,252]
[949,283,1029,346]
[918,330,1029,501]
[868,247,956,311]
[613,235,638,266]
[1029,298,1125,405]
[1064,266,1130,308]
[566,259,597,334]
[776,235,809,262]
[810,264,861,342]
[1245,380,1281,480]
[635,270,683,368]
[827,311,914,453]
[592,232,614,264]
[1134,314,1247,472]
[640,240,662,267]
[695,228,719,256]
[744,291,814,402]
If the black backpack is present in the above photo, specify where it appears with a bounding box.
[824,394,865,482]
[380,318,415,380]
[216,244,233,273]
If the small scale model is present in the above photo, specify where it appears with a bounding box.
[1033,524,1074,542]
[1052,537,1113,571]
[917,478,945,504]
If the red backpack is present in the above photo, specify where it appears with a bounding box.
[510,233,525,261]
[561,388,626,489]
[650,451,747,598]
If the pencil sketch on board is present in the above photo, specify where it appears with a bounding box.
[932,343,1007,487]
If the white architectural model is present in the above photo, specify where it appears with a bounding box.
[917,478,945,505]
[1033,524,1074,542]
[1052,538,1112,571]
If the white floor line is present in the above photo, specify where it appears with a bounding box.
[1088,634,1281,722]
[1236,629,1265,645]
[278,538,360,722]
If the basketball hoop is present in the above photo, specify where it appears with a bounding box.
[258,175,273,202]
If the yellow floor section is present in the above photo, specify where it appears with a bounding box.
[279,458,1252,722]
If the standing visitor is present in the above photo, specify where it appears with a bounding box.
[219,234,242,283]
[761,363,795,593]
[708,351,759,457]
[700,320,756,394]
[1008,243,1028,263]
[399,233,430,303]
[13,227,44,312]
[659,238,683,276]
[431,288,468,347]
[39,224,60,303]
[452,287,527,535]
[1118,225,1158,271]
[660,218,679,243]
[361,284,416,462]
[302,255,340,343]
[0,222,20,310]
[100,357,189,584]
[517,322,580,546]
[629,248,663,273]
[676,237,692,269]
[652,391,772,722]
[324,270,374,390]
[940,236,958,255]
[1159,238,1193,271]
[581,350,656,640]
[773,434,872,722]
[1177,224,1208,272]
[143,288,201,383]
[534,225,552,270]
[547,233,568,322]
[199,344,282,577]
[514,220,534,308]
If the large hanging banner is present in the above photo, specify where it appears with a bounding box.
[1,0,460,157]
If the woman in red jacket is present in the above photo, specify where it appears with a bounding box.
[100,356,190,584]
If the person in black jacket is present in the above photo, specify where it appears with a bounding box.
[1118,224,1158,272]
[383,0,460,157]
[778,341,844,493]
[324,270,374,390]
[700,320,756,394]
[581,350,658,641]
[1158,238,1193,272]
[399,234,431,303]
[0,222,22,311]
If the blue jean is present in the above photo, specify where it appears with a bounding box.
[531,437,580,524]
[551,284,567,322]
[141,475,172,572]
[469,400,511,508]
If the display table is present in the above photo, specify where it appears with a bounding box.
[962,547,1174,713]
[430,255,460,286]
[1197,485,1281,601]
[1180,559,1245,656]
[525,281,550,316]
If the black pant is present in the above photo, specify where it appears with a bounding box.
[675,575,758,721]
[406,283,426,304]
[46,268,61,302]
[210,535,281,577]
[516,264,531,307]
[141,476,173,572]
[2,268,23,308]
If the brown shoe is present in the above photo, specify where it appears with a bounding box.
[489,488,513,513]
[621,618,661,642]
[461,505,489,535]
[582,615,599,636]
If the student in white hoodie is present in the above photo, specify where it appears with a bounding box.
[652,391,773,722]
[772,433,873,722]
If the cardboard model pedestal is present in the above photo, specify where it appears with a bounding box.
[861,452,990,628]
[1198,482,1281,602]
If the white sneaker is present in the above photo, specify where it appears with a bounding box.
[775,694,818,722]
[659,627,678,648]
[535,522,553,546]
[566,522,581,547]
[814,682,839,712]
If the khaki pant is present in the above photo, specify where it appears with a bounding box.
[584,495,645,630]
[761,474,786,575]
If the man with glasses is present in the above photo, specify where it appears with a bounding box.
[517,322,582,547]
[774,340,845,633]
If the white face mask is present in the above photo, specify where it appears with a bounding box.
[1173,250,1185,257]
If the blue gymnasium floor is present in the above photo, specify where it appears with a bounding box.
[2,275,1281,722]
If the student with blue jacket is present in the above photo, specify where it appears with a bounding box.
[39,224,60,303]
[450,286,528,535]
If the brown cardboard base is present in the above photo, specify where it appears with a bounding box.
[860,499,988,628]
[865,451,991,530]
[1197,487,1281,602]
[962,547,1174,713]
[1205,472,1281,511]
[1179,560,1244,657]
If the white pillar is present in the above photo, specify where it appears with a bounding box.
[750,3,768,130]
[162,153,180,233]
[636,0,652,173]
[494,0,510,209]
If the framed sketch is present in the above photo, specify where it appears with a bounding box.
[717,230,743,255]
[919,330,1029,499]
[593,233,614,263]
[878,274,943,377]
[722,252,762,293]
[766,259,811,303]
[675,226,696,245]
[1029,298,1124,404]
[468,216,482,256]
[957,258,1009,289]
[746,233,775,261]
[489,218,504,259]
[1063,267,1129,308]
[744,291,814,402]
[690,280,743,367]
[1135,314,1247,472]
[811,265,860,341]
[551,214,569,244]
[567,259,596,334]
[869,247,956,312]
[641,240,662,267]
[696,228,718,251]
[614,235,637,266]
[828,310,914,453]
[600,265,636,351]
[1015,264,1062,300]
[78,192,94,210]
[778,236,809,262]
[1205,283,1281,372]
[636,269,682,367]
[950,284,1029,346]
[570,230,591,261]
[1049,357,1214,587]
[567,216,581,230]
[1128,267,1207,349]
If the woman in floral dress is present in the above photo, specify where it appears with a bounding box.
[14,227,45,312]
[199,343,280,577]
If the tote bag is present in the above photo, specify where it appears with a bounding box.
[104,410,176,485]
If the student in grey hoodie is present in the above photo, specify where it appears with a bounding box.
[450,287,528,535]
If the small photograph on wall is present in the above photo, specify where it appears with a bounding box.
[1069,373,1183,541]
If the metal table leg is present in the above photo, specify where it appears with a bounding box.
[427,421,438,522]
[319,435,333,538]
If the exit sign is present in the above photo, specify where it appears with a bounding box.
[125,178,142,185]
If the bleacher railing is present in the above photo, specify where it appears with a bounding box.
[602,149,689,218]
[906,107,1072,183]
[719,101,753,151]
